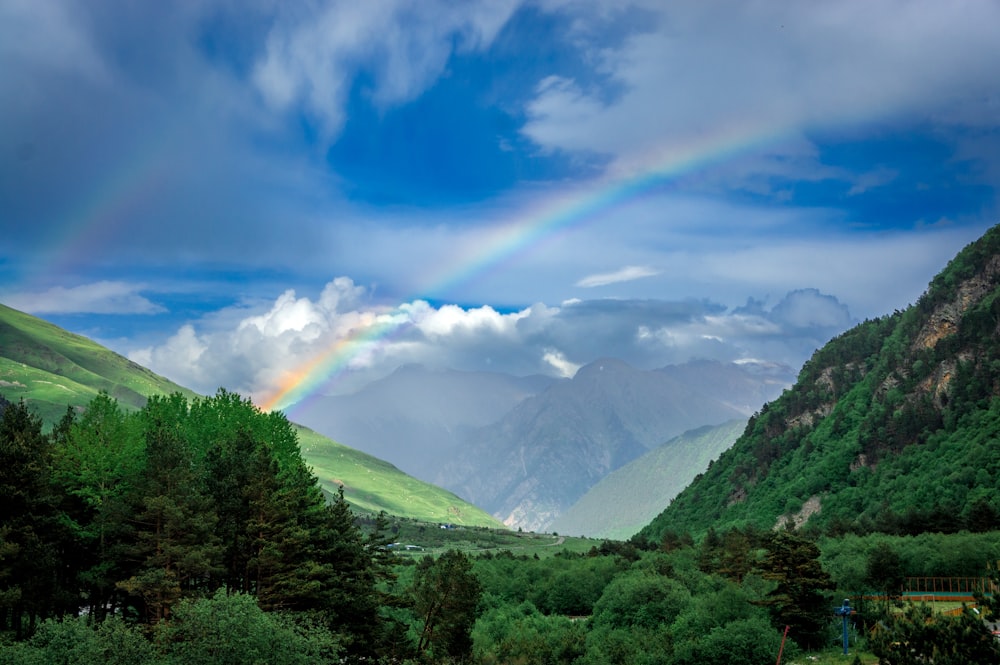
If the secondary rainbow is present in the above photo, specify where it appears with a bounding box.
[18,129,176,293]
[261,121,780,413]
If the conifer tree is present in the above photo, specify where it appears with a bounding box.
[756,529,834,649]
[0,400,66,637]
[118,416,221,623]
[52,393,143,620]
[205,427,261,594]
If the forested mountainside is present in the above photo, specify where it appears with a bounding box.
[641,224,1000,542]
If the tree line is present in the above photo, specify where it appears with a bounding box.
[2,391,999,663]
[0,391,478,663]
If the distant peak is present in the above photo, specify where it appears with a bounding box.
[574,357,634,377]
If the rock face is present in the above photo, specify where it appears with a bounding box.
[438,359,792,532]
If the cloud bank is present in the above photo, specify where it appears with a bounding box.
[130,277,855,407]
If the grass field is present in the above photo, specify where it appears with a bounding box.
[297,426,502,528]
[372,517,601,559]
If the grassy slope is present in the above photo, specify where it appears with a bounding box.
[0,303,501,528]
[551,420,747,540]
[0,303,200,422]
[297,426,500,526]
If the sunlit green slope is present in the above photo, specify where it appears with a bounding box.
[0,303,199,423]
[0,303,501,527]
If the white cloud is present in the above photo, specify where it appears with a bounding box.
[522,1,1000,172]
[131,276,863,407]
[542,349,581,377]
[2,282,165,315]
[252,0,519,140]
[576,265,659,287]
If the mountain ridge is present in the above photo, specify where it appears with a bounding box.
[440,357,792,531]
[639,224,1000,542]
[550,419,747,540]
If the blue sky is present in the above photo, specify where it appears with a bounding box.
[1,1,999,407]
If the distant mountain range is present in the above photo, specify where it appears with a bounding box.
[640,224,1000,542]
[438,358,791,531]
[292,351,794,531]
[0,303,500,528]
[290,364,556,481]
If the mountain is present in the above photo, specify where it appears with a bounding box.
[640,224,1000,542]
[0,304,501,528]
[440,357,793,532]
[290,364,556,481]
[550,419,747,540]
[0,303,199,423]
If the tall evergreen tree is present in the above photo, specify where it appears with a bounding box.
[755,529,834,650]
[51,393,143,620]
[205,427,261,594]
[412,549,481,662]
[0,400,67,637]
[118,415,221,623]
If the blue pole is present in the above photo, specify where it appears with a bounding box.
[836,598,851,655]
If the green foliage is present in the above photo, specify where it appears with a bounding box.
[411,549,482,661]
[579,624,673,665]
[672,615,792,665]
[0,615,161,665]
[472,600,585,665]
[756,530,834,650]
[155,590,341,665]
[820,531,1000,583]
[590,570,690,630]
[869,603,1000,664]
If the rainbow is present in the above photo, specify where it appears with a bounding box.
[260,121,780,413]
[259,313,413,412]
[18,130,176,292]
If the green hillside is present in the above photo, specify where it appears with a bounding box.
[641,224,1000,542]
[0,303,199,423]
[0,303,500,527]
[551,420,746,540]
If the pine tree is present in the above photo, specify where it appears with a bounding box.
[51,393,143,620]
[118,418,221,623]
[204,427,261,594]
[755,529,834,650]
[412,549,482,661]
[0,400,67,637]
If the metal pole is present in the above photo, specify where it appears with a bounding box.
[835,598,851,655]
[842,609,849,655]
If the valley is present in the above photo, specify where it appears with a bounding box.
[2,225,1000,663]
